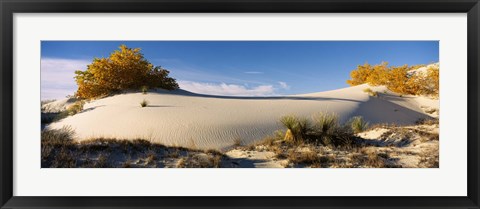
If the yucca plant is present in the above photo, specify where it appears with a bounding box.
[280,115,312,143]
[280,115,298,142]
[348,116,369,133]
[312,112,339,135]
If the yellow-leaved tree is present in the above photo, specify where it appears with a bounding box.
[365,62,389,86]
[346,62,439,97]
[386,65,410,94]
[74,45,178,99]
[346,63,373,86]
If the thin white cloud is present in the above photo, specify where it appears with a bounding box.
[244,71,264,74]
[178,81,276,96]
[278,81,290,90]
[41,58,90,100]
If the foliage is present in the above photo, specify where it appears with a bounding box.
[386,65,410,94]
[348,116,369,133]
[67,101,85,116]
[312,112,339,135]
[279,115,311,142]
[363,88,378,97]
[346,63,439,97]
[74,45,179,99]
[278,113,366,148]
[346,63,373,86]
[365,62,389,86]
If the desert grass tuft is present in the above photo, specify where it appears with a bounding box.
[67,100,85,116]
[312,112,338,135]
[280,115,311,143]
[348,116,369,133]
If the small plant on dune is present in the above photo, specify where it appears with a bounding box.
[311,112,357,148]
[363,88,378,97]
[141,85,148,94]
[312,112,338,135]
[348,116,369,134]
[66,100,85,116]
[280,115,299,142]
[140,99,149,107]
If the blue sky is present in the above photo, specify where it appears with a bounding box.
[41,41,439,100]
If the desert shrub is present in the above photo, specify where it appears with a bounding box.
[386,65,410,94]
[424,65,439,96]
[66,100,85,116]
[363,88,378,97]
[74,45,179,99]
[365,62,389,86]
[348,116,369,133]
[346,63,373,86]
[347,62,439,97]
[140,99,149,107]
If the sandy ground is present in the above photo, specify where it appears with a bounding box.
[42,97,77,113]
[46,83,438,150]
[223,123,439,168]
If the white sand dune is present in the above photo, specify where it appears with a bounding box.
[42,98,77,113]
[47,84,438,150]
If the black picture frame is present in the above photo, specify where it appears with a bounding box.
[1,0,479,208]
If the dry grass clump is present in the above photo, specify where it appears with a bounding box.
[415,118,439,125]
[66,101,85,116]
[348,116,369,133]
[175,154,224,168]
[287,150,318,165]
[363,88,378,97]
[347,148,393,168]
[418,147,439,168]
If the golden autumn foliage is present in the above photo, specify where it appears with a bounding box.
[346,63,373,86]
[346,62,439,97]
[74,45,179,99]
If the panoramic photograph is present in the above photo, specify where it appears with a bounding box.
[41,41,439,168]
